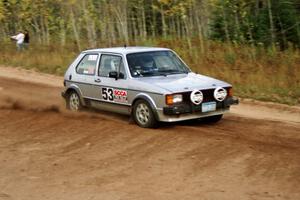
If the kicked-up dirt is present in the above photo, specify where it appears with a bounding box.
[0,66,299,200]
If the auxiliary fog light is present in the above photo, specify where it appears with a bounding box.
[214,87,227,102]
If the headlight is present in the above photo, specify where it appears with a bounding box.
[166,94,183,105]
[214,87,227,101]
[190,90,203,105]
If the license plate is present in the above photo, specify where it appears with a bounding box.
[202,102,216,113]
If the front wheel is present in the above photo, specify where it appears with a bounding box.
[133,100,158,128]
[67,91,83,111]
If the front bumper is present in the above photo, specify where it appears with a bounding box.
[225,96,239,106]
[158,97,239,122]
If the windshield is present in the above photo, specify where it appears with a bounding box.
[126,51,191,77]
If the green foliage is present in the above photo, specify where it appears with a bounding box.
[210,0,300,48]
[0,0,299,48]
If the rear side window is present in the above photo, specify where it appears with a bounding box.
[76,54,98,75]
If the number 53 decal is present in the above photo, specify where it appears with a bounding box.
[102,88,114,101]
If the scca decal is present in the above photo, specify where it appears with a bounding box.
[114,89,127,97]
[102,87,128,103]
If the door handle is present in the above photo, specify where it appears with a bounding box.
[94,78,101,83]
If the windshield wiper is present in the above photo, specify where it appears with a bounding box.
[158,69,188,75]
[141,71,167,77]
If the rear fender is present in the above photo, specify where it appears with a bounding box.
[64,84,86,106]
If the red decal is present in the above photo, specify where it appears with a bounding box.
[114,90,127,97]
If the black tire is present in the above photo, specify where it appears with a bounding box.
[66,91,83,111]
[202,114,223,123]
[132,100,158,128]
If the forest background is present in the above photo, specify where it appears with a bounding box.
[0,0,299,105]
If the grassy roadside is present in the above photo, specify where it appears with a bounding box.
[1,39,299,105]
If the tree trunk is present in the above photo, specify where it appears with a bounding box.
[141,1,147,40]
[267,0,276,48]
[113,1,129,45]
[59,19,66,46]
[277,15,287,49]
[82,0,96,48]
[234,10,242,43]
[194,3,205,54]
[183,17,192,50]
[151,0,156,38]
[222,5,230,42]
[176,16,181,38]
[131,12,138,43]
[160,4,167,38]
[44,17,50,45]
[32,17,42,44]
[70,8,81,51]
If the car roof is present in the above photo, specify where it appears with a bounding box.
[83,46,171,55]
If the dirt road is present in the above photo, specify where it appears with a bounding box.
[0,67,299,200]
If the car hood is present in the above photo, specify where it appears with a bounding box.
[134,73,231,93]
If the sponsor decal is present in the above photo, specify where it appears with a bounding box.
[113,89,128,103]
[102,87,128,103]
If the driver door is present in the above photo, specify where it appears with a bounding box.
[92,54,129,105]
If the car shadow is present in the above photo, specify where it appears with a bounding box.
[85,107,223,129]
[86,108,130,122]
[159,118,222,129]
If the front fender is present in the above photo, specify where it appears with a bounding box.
[132,93,160,120]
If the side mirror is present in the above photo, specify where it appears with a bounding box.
[119,72,125,79]
[109,71,118,80]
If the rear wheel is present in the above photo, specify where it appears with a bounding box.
[67,91,82,111]
[133,100,157,128]
[203,114,223,123]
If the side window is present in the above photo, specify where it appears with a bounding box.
[76,54,98,75]
[99,54,126,79]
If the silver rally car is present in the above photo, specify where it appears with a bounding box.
[62,47,239,128]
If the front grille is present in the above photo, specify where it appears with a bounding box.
[162,87,231,115]
[179,87,231,113]
[182,89,215,103]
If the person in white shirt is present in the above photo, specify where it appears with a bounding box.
[11,31,25,51]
